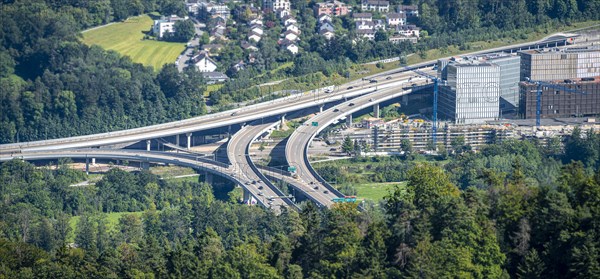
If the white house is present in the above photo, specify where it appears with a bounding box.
[264,0,291,12]
[286,24,300,33]
[356,21,374,30]
[361,0,390,12]
[396,24,421,37]
[192,53,218,72]
[389,35,418,44]
[398,5,419,17]
[283,30,299,41]
[250,18,264,26]
[386,13,406,26]
[319,29,335,40]
[248,31,262,42]
[319,22,335,32]
[250,25,264,35]
[279,39,298,54]
[152,15,187,38]
[241,40,259,51]
[357,29,376,40]
[352,13,372,22]
[373,19,386,30]
[202,72,229,84]
[282,15,298,26]
[318,14,332,23]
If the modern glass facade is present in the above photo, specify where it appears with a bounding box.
[519,47,600,81]
[439,63,501,124]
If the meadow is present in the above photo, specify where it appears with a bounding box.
[82,14,185,71]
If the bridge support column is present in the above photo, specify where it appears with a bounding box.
[204,171,213,185]
[186,133,192,149]
[141,161,150,170]
[176,134,180,147]
[402,95,408,106]
[146,140,151,151]
[373,103,380,118]
[116,159,120,165]
[319,105,324,113]
[346,114,353,126]
[280,114,286,127]
[85,157,90,175]
[243,189,251,204]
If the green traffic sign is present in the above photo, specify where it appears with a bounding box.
[288,166,297,172]
[312,122,318,127]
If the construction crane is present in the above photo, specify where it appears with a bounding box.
[404,66,441,146]
[526,78,588,127]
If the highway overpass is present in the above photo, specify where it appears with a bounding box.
[0,33,577,154]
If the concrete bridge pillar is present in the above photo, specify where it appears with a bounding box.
[92,158,96,165]
[280,114,286,127]
[146,140,151,151]
[346,114,353,127]
[243,188,251,204]
[373,103,380,118]
[204,171,213,185]
[319,105,324,113]
[402,95,409,106]
[186,133,192,149]
[176,134,180,147]
[141,161,150,170]
[85,157,90,175]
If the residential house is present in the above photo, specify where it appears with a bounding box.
[250,25,264,35]
[320,22,335,33]
[319,28,335,40]
[396,24,420,37]
[248,31,262,42]
[361,0,389,13]
[201,44,224,55]
[386,13,406,26]
[231,60,246,72]
[241,40,259,51]
[357,29,376,40]
[250,18,264,26]
[389,35,418,44]
[356,21,374,30]
[264,0,291,12]
[286,24,300,33]
[192,52,218,72]
[152,15,187,38]
[248,53,257,63]
[234,4,261,20]
[282,30,299,41]
[373,19,386,30]
[210,25,227,41]
[282,15,297,26]
[398,5,419,17]
[202,72,229,84]
[275,8,290,18]
[352,13,372,22]
[279,39,299,54]
[318,14,333,23]
[186,3,201,15]
[313,1,349,17]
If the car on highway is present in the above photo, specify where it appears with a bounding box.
[258,192,264,196]
[231,111,238,116]
[370,79,378,83]
[329,148,337,151]
[369,98,373,102]
[245,181,251,185]
[386,76,392,80]
[333,108,339,112]
[324,190,329,194]
[252,180,257,184]
[348,103,355,107]
[347,86,354,90]
[258,186,264,190]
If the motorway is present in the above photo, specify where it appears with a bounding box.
[0,33,576,154]
[226,119,297,211]
[285,73,432,207]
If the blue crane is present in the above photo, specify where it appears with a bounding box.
[404,66,441,145]
[526,78,588,127]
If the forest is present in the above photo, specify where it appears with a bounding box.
[2,0,600,143]
[1,128,599,278]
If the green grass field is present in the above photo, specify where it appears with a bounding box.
[82,14,186,71]
[354,182,406,201]
[69,211,145,242]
